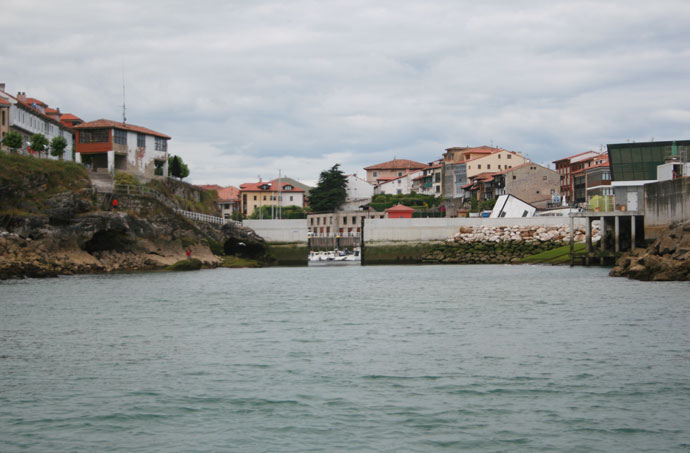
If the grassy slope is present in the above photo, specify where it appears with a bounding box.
[519,243,586,264]
[0,153,91,215]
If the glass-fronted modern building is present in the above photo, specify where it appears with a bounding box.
[607,140,690,181]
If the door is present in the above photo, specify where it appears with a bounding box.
[626,191,638,211]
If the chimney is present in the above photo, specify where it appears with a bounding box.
[17,92,26,102]
[0,83,5,92]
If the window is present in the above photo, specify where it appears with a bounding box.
[373,171,378,177]
[79,128,109,143]
[396,189,402,194]
[522,210,529,217]
[352,216,356,224]
[263,195,266,200]
[498,165,502,170]
[498,154,501,159]
[155,137,167,151]
[284,185,293,191]
[487,164,491,169]
[290,196,293,201]
[507,154,512,159]
[253,195,257,200]
[398,171,402,176]
[477,164,481,169]
[310,218,314,225]
[513,175,517,180]
[1,110,5,125]
[137,133,145,147]
[343,216,347,224]
[317,217,321,225]
[114,129,127,145]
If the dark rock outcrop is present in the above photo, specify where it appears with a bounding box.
[610,220,690,281]
[0,191,234,279]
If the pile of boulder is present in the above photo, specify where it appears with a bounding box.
[610,220,690,281]
[451,224,600,244]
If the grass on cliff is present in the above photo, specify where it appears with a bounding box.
[520,243,586,264]
[146,179,219,215]
[0,153,90,214]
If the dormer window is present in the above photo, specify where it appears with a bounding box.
[283,185,293,191]
[259,184,271,190]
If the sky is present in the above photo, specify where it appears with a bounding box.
[2,0,689,186]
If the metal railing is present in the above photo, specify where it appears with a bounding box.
[174,208,241,226]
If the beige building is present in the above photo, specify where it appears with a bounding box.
[494,163,560,207]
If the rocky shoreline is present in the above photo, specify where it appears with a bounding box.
[0,191,267,279]
[610,220,690,281]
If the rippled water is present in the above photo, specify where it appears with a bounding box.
[1,265,689,452]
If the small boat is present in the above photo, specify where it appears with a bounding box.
[308,247,361,266]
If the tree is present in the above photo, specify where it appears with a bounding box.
[30,133,49,156]
[168,155,190,179]
[2,130,23,153]
[308,164,348,212]
[50,136,68,160]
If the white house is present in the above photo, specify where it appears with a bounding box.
[74,119,169,177]
[375,171,423,195]
[0,87,75,160]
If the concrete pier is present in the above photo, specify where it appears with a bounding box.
[570,211,644,266]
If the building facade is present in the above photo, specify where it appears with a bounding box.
[307,210,386,237]
[239,179,305,217]
[74,119,169,176]
[363,158,427,185]
[375,171,423,195]
[0,86,76,159]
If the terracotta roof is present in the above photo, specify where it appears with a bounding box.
[60,113,82,121]
[239,179,305,193]
[0,98,10,106]
[553,150,601,163]
[364,159,427,171]
[217,186,240,201]
[25,97,47,107]
[461,182,474,189]
[572,162,610,175]
[385,203,415,212]
[75,119,171,139]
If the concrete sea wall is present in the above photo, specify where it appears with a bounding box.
[645,177,690,239]
[245,217,586,244]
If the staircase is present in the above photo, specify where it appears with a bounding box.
[89,172,114,193]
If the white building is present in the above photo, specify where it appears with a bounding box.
[490,194,536,218]
[74,119,169,177]
[0,87,76,160]
[375,170,423,195]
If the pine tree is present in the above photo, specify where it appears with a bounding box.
[308,164,348,212]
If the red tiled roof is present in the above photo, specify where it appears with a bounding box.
[0,98,10,106]
[60,113,81,121]
[75,119,171,139]
[572,162,610,175]
[239,179,305,193]
[553,150,601,163]
[364,159,427,171]
[385,203,415,212]
[25,97,48,107]
[217,186,239,201]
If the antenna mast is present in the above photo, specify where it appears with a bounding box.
[122,65,127,124]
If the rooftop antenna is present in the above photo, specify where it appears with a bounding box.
[121,64,127,124]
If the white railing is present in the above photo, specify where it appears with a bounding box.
[174,208,241,226]
[107,184,241,227]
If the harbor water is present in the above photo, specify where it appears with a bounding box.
[1,265,689,452]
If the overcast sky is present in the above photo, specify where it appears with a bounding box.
[2,0,689,186]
